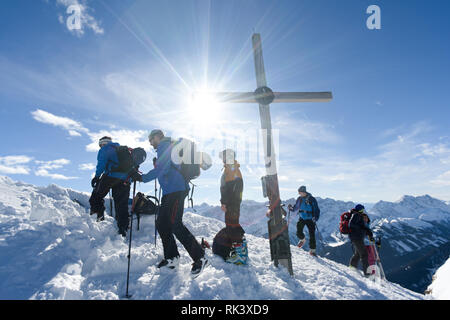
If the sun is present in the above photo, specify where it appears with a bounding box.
[187,88,223,129]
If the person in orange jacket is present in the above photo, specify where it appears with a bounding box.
[219,149,244,231]
[212,149,246,261]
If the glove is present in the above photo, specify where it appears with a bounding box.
[91,176,100,188]
[130,170,142,182]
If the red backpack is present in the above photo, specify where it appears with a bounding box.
[339,211,353,234]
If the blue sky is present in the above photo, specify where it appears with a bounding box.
[0,0,449,205]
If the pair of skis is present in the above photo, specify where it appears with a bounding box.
[368,240,386,280]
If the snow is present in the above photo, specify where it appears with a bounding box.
[0,176,425,300]
[426,257,450,300]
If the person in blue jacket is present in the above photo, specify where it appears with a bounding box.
[288,186,320,256]
[133,129,208,277]
[89,136,131,237]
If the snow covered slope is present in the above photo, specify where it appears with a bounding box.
[193,194,450,294]
[426,257,450,300]
[0,176,423,300]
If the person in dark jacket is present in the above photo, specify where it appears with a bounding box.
[348,204,375,276]
[288,186,320,256]
[89,136,131,237]
[135,129,207,276]
[219,149,244,233]
[212,149,246,261]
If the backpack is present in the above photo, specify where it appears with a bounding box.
[339,210,353,234]
[170,138,210,182]
[132,192,157,216]
[131,192,158,231]
[111,146,147,174]
[212,227,246,264]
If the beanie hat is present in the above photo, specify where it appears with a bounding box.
[355,204,365,212]
[298,186,307,193]
[148,129,164,141]
[99,136,112,147]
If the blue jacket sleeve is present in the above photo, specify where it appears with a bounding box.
[95,148,107,177]
[142,142,171,183]
[292,197,301,212]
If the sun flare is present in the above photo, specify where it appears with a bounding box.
[187,89,223,130]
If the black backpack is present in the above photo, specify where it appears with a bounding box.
[132,192,157,216]
[111,146,147,174]
[131,192,159,231]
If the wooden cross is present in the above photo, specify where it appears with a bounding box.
[216,33,332,275]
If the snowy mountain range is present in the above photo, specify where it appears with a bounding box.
[191,194,450,294]
[0,175,441,300]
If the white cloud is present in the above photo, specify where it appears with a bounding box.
[35,169,78,180]
[431,171,450,187]
[55,0,104,36]
[79,163,96,171]
[0,165,30,175]
[0,156,33,175]
[0,155,33,166]
[30,109,152,155]
[86,130,151,153]
[35,158,78,180]
[35,159,71,170]
[31,109,89,137]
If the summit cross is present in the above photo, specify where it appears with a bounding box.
[216,33,332,275]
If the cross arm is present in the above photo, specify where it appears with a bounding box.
[214,91,333,103]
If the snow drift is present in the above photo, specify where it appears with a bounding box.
[426,257,450,300]
[0,176,424,300]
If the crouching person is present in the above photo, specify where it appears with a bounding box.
[89,136,131,237]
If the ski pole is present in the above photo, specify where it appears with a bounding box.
[371,241,386,280]
[315,223,325,245]
[109,190,113,217]
[154,179,158,247]
[155,184,162,247]
[125,180,137,299]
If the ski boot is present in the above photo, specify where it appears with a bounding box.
[191,257,209,278]
[297,238,306,248]
[157,256,180,270]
